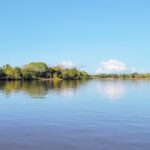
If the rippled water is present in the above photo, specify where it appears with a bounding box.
[0,80,150,150]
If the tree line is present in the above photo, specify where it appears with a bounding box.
[95,73,150,79]
[0,62,89,80]
[0,62,150,80]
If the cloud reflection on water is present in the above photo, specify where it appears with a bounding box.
[96,80,126,101]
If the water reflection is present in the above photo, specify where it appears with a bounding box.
[97,80,126,101]
[0,80,150,150]
[0,80,88,98]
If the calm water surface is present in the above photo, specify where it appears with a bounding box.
[0,80,150,150]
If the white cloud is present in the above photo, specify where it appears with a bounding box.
[96,59,127,74]
[58,61,76,69]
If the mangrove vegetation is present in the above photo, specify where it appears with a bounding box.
[0,62,150,81]
[95,73,150,79]
[0,62,89,80]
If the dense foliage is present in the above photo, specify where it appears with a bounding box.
[95,73,150,79]
[0,62,89,80]
[1,62,150,80]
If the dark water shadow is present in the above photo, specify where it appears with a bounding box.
[0,80,89,98]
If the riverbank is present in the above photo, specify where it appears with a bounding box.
[39,77,63,81]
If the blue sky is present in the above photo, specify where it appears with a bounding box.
[0,0,150,73]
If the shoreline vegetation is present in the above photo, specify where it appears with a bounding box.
[0,62,150,81]
[0,62,89,81]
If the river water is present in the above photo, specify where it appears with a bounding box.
[0,80,150,150]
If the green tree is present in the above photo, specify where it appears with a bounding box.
[23,62,48,78]
[0,67,4,77]
[3,64,15,79]
[21,68,33,80]
[14,67,22,79]
[53,66,62,78]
